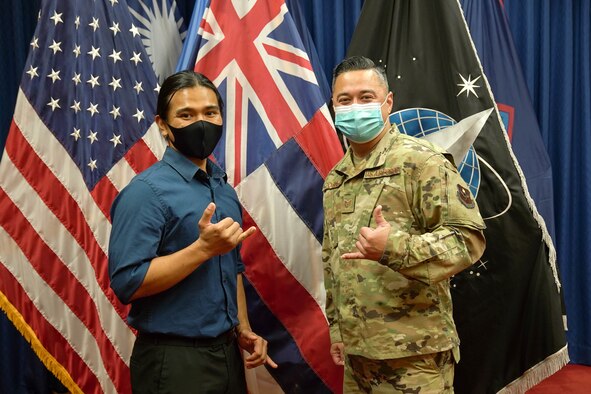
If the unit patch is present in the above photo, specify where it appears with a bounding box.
[457,184,475,209]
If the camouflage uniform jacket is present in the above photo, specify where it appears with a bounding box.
[322,125,486,360]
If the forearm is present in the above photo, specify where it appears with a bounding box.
[130,239,212,301]
[236,274,251,333]
[324,283,342,343]
[382,225,485,285]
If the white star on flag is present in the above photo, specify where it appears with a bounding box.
[88,46,101,60]
[47,97,60,111]
[110,105,121,119]
[70,100,81,113]
[109,49,122,63]
[89,17,100,31]
[49,40,62,54]
[70,127,81,140]
[110,133,122,147]
[87,102,99,117]
[457,73,482,98]
[26,66,39,79]
[50,10,63,25]
[87,75,101,88]
[110,22,121,36]
[72,73,81,85]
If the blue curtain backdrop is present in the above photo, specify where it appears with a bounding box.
[0,0,588,391]
[504,0,591,365]
[0,0,41,161]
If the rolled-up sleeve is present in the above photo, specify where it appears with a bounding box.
[379,156,486,285]
[108,180,166,304]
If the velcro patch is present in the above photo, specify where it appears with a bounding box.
[323,179,344,191]
[364,167,401,179]
[341,193,356,213]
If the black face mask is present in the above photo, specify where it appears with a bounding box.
[167,120,223,160]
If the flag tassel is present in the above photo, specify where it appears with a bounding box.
[498,345,569,394]
[0,292,82,394]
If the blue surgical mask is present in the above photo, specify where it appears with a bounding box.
[334,99,387,143]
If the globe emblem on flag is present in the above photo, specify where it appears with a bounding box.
[389,108,481,197]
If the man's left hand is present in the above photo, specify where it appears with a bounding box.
[341,205,391,261]
[237,329,278,369]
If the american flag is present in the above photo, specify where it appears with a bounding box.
[0,0,167,392]
[190,0,344,392]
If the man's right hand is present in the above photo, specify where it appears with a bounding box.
[196,203,256,259]
[330,342,345,366]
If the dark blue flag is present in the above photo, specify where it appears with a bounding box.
[461,0,556,242]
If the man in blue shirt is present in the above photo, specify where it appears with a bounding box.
[109,70,276,393]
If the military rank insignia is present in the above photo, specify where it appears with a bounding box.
[457,184,475,208]
[341,193,356,213]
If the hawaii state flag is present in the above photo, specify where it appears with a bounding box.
[347,1,567,393]
[0,0,174,392]
[183,0,345,392]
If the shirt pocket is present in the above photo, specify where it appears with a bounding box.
[367,172,414,234]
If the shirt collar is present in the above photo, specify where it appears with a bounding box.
[335,124,400,178]
[162,147,228,183]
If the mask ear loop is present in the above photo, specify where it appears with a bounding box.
[380,93,392,110]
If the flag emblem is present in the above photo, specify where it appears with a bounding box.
[390,108,481,197]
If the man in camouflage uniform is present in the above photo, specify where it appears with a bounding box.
[323,56,486,393]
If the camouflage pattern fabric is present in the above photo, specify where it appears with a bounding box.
[344,350,454,393]
[322,125,486,361]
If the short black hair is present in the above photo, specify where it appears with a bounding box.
[157,70,224,120]
[332,56,389,91]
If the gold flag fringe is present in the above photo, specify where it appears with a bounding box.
[0,291,83,394]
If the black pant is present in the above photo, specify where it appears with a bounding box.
[130,330,247,394]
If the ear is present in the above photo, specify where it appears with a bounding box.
[386,91,394,113]
[155,115,170,141]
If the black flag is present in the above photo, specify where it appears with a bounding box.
[347,1,567,392]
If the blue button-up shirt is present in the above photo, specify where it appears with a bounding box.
[108,147,244,338]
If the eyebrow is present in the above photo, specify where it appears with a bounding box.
[174,104,220,114]
[335,89,377,99]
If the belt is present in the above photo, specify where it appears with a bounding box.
[137,329,236,347]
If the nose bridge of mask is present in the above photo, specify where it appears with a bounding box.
[334,97,388,113]
[334,97,388,144]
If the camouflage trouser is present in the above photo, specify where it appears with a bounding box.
[343,350,454,394]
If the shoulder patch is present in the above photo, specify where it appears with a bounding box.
[456,184,475,209]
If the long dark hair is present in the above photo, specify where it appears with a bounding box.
[156,70,224,120]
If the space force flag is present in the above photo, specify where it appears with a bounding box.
[0,0,169,392]
[184,0,345,392]
[461,0,556,241]
[347,1,567,393]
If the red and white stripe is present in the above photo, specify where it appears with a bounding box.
[0,89,165,393]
